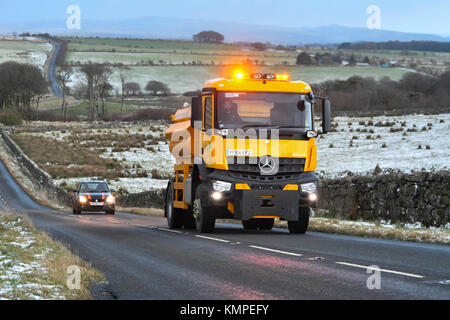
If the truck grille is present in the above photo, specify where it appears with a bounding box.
[226,157,305,181]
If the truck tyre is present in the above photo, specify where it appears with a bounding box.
[288,207,310,234]
[242,219,258,230]
[193,187,215,233]
[257,218,274,230]
[183,213,196,229]
[106,210,115,215]
[165,182,183,229]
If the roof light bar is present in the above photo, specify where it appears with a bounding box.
[275,74,290,81]
[246,73,290,80]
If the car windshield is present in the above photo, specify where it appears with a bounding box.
[80,182,109,193]
[217,92,312,130]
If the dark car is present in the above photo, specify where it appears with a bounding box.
[72,181,115,215]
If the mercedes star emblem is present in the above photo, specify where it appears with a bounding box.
[258,155,278,175]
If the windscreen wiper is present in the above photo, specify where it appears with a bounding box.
[239,124,280,130]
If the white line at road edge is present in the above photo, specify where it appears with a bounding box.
[249,245,303,257]
[336,262,424,278]
[195,235,230,243]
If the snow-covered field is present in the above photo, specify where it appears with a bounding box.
[316,113,450,176]
[0,39,52,71]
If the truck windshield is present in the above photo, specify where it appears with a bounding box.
[217,92,312,130]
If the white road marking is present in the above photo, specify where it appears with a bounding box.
[157,227,183,234]
[336,262,424,278]
[249,245,303,257]
[195,235,230,243]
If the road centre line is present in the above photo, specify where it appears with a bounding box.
[249,245,303,257]
[194,235,231,243]
[157,227,183,234]
[336,261,424,278]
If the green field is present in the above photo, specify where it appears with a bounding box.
[56,100,139,118]
[66,50,294,65]
[64,37,241,52]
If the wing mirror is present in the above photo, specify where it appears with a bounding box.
[322,99,331,133]
[191,96,202,128]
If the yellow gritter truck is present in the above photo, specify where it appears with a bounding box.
[164,71,331,234]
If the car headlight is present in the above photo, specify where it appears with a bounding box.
[301,182,318,193]
[212,180,232,192]
[79,196,87,204]
[106,195,115,204]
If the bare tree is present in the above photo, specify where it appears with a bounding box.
[119,73,126,114]
[124,82,141,96]
[145,80,170,96]
[98,68,112,115]
[80,63,111,121]
[0,61,48,120]
[56,65,73,122]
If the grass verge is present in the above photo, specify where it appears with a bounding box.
[116,206,164,217]
[280,218,450,245]
[0,211,104,299]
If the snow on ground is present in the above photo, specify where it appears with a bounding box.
[0,217,66,300]
[100,140,174,177]
[316,113,449,177]
[0,40,52,71]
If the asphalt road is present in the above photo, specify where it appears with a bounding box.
[40,36,62,97]
[1,159,449,300]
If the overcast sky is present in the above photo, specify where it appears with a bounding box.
[0,0,449,36]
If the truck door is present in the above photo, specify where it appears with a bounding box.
[202,94,226,169]
[202,95,214,165]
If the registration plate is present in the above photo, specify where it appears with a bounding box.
[90,202,104,206]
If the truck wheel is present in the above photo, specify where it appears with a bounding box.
[193,187,215,233]
[165,182,183,229]
[183,212,196,229]
[257,218,274,230]
[242,219,258,230]
[106,210,115,215]
[288,207,310,234]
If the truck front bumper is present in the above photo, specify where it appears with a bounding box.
[201,171,318,221]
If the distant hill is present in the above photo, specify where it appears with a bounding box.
[339,41,450,53]
[1,17,449,45]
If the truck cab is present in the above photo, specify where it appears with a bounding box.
[165,72,331,233]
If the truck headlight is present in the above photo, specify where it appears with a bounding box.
[106,195,115,204]
[306,130,318,138]
[308,193,318,201]
[301,182,318,193]
[212,181,232,192]
[79,196,87,204]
